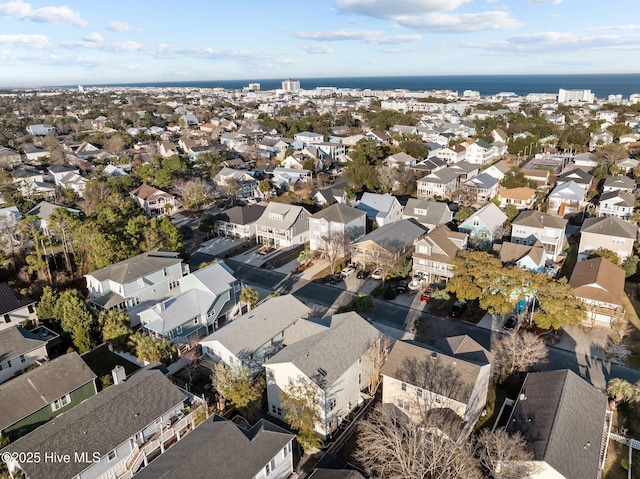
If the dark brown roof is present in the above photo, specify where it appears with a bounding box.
[129,183,174,201]
[216,204,266,225]
[569,257,625,305]
[0,283,35,316]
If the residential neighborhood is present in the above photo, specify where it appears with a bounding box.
[1,79,640,479]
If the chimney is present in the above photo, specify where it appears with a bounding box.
[157,301,165,312]
[112,365,126,385]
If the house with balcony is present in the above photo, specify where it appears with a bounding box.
[255,202,311,248]
[356,192,403,227]
[0,282,37,333]
[383,152,418,169]
[417,168,459,199]
[200,295,312,374]
[265,312,380,439]
[556,168,593,193]
[434,144,466,164]
[213,167,260,200]
[214,204,266,239]
[547,181,588,216]
[493,241,548,274]
[448,161,479,182]
[596,190,635,220]
[497,187,537,210]
[463,139,494,165]
[134,416,295,479]
[271,167,313,191]
[511,211,567,261]
[309,203,366,252]
[129,184,177,217]
[139,262,242,344]
[0,352,97,441]
[351,219,427,271]
[602,175,635,194]
[381,336,493,439]
[412,225,468,283]
[569,256,625,326]
[578,216,637,262]
[458,203,507,251]
[294,131,324,147]
[402,198,452,232]
[85,249,188,326]
[460,172,499,202]
[3,367,189,479]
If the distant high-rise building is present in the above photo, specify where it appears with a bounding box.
[558,88,594,104]
[282,79,300,92]
[247,83,260,91]
[78,85,84,93]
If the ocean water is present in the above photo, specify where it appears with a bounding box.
[89,74,640,98]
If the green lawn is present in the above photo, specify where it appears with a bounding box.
[83,349,140,379]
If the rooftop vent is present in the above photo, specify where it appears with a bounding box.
[317,368,327,377]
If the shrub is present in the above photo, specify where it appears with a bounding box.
[383,284,396,300]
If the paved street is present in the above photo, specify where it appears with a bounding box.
[224,259,640,390]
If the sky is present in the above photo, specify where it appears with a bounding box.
[0,0,639,87]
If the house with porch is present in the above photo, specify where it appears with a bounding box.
[569,256,625,326]
[412,225,468,283]
[356,192,403,227]
[383,152,418,169]
[214,204,266,239]
[603,175,635,194]
[497,187,537,210]
[213,167,260,200]
[0,326,49,385]
[309,203,366,252]
[493,241,547,274]
[596,190,635,220]
[460,172,499,202]
[255,202,311,248]
[265,312,381,439]
[547,181,588,215]
[130,184,177,217]
[402,198,452,232]
[381,336,493,439]
[139,262,242,344]
[3,367,189,479]
[458,203,507,250]
[0,352,97,441]
[578,216,637,262]
[463,139,494,165]
[511,211,568,262]
[85,249,188,326]
[416,168,460,199]
[556,168,593,193]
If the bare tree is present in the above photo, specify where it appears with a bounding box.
[365,333,394,396]
[319,229,351,274]
[354,405,482,479]
[491,332,548,382]
[474,428,536,479]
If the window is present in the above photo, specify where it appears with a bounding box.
[28,305,35,314]
[272,404,277,414]
[108,450,117,461]
[401,382,407,392]
[329,398,337,411]
[51,394,71,411]
[270,459,276,471]
[396,397,411,411]
[2,314,9,323]
[129,296,140,307]
[163,268,168,277]
[283,445,288,458]
[20,355,25,363]
[416,388,423,398]
[358,373,362,384]
[265,463,270,475]
[277,407,282,416]
[207,309,216,318]
[435,396,442,404]
[169,278,179,290]
[193,318,198,325]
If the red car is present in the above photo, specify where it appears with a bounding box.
[420,288,433,302]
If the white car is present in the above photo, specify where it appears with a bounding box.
[371,269,384,280]
[341,266,356,277]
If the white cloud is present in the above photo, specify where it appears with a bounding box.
[84,32,103,43]
[107,20,139,32]
[62,40,143,52]
[525,0,565,4]
[0,33,52,49]
[336,0,471,17]
[295,29,422,44]
[301,44,334,54]
[0,0,87,26]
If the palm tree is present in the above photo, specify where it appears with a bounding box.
[239,286,259,311]
[607,378,634,408]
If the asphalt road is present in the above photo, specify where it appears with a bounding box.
[225,259,640,390]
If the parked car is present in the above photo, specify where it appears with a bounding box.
[371,269,384,280]
[449,301,467,317]
[396,280,408,293]
[420,291,431,302]
[356,270,369,279]
[503,315,518,331]
[328,274,343,285]
[341,266,356,277]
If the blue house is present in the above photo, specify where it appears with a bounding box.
[493,241,547,274]
[458,203,507,250]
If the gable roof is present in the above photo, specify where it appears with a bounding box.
[549,181,586,201]
[512,210,567,230]
[0,326,46,360]
[403,198,451,228]
[580,216,637,239]
[506,370,606,479]
[494,241,545,267]
[265,312,380,389]
[200,295,311,357]
[569,256,625,305]
[353,219,427,253]
[311,203,365,224]
[462,172,499,189]
[460,203,507,232]
[414,225,467,264]
[0,282,35,316]
[598,190,635,207]
[603,175,635,189]
[26,201,80,222]
[216,204,266,225]
[255,202,309,230]
[134,416,293,479]
[86,249,182,284]
[419,167,459,185]
[0,352,96,432]
[130,183,174,201]
[557,168,593,185]
[357,192,399,218]
[5,367,186,479]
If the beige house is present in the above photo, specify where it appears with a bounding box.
[381,336,493,439]
[569,257,625,326]
[412,225,468,283]
[497,187,537,210]
[578,216,637,262]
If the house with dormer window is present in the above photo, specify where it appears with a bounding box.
[255,202,311,247]
[130,184,177,217]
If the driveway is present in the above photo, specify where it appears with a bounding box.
[197,237,246,257]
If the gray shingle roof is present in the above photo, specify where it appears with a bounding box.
[402,199,451,229]
[26,201,79,222]
[265,312,380,389]
[352,219,427,253]
[216,204,266,225]
[0,283,34,316]
[506,370,606,479]
[512,211,567,230]
[254,202,309,230]
[357,192,399,217]
[86,249,182,284]
[0,352,96,431]
[580,215,637,239]
[134,416,294,479]
[200,295,311,357]
[311,203,365,224]
[4,368,186,479]
[0,326,46,361]
[603,175,635,189]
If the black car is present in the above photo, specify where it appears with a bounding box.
[396,280,408,293]
[449,301,467,317]
[356,270,369,279]
[328,274,343,285]
[503,315,518,331]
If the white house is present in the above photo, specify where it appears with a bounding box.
[265,312,381,439]
[460,172,499,202]
[85,249,188,326]
[417,169,460,199]
[309,203,366,252]
[356,192,403,226]
[602,175,635,194]
[214,204,266,239]
[0,326,49,385]
[129,184,177,217]
[511,211,568,261]
[596,190,635,220]
[255,202,311,248]
[0,283,37,333]
[294,131,324,146]
[463,140,494,165]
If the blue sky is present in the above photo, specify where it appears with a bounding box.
[0,0,639,87]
